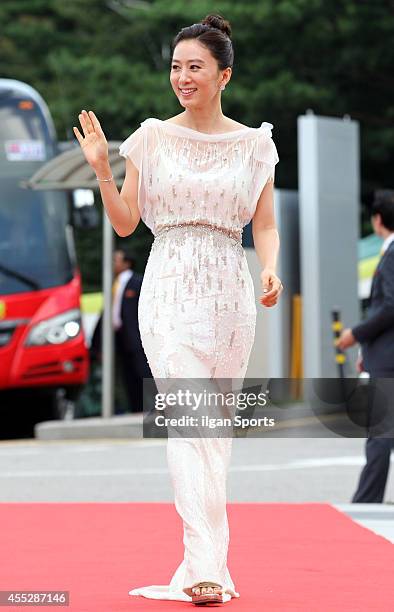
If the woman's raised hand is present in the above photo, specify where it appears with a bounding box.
[73,110,109,170]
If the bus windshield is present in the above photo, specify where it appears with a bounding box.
[0,184,74,295]
[0,86,74,296]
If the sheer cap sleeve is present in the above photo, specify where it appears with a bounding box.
[119,125,144,169]
[118,119,155,231]
[118,123,146,225]
[255,122,279,182]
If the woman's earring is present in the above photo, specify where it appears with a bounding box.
[220,84,226,91]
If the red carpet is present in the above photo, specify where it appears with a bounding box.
[0,503,393,611]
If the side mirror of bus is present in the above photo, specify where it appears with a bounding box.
[72,189,99,229]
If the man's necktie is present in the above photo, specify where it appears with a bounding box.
[112,276,120,299]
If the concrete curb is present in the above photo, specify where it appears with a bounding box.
[35,414,143,440]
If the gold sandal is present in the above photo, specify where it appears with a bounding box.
[191,582,223,606]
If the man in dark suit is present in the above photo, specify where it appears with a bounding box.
[337,191,394,502]
[113,249,152,413]
[91,249,152,413]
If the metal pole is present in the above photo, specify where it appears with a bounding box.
[102,213,114,418]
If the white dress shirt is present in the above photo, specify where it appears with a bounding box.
[381,232,394,254]
[357,232,394,366]
[113,269,134,330]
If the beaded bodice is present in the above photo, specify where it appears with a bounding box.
[119,117,279,236]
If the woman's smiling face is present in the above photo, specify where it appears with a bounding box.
[170,39,228,108]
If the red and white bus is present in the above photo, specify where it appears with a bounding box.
[0,78,89,420]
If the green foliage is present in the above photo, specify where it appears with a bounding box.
[1,0,393,289]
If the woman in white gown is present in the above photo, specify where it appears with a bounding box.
[74,12,282,606]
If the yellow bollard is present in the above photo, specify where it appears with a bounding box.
[332,309,346,377]
[290,294,303,399]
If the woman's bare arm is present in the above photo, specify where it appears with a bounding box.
[73,110,140,237]
[252,179,283,307]
[252,180,280,271]
[94,156,141,237]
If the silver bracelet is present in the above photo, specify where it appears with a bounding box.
[96,175,114,182]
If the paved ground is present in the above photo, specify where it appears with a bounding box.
[1,436,392,503]
[1,436,393,541]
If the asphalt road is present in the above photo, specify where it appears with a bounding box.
[0,437,393,504]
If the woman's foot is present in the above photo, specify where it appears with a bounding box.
[191,582,223,605]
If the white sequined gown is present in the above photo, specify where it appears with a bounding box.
[119,118,278,603]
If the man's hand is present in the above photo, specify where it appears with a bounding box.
[336,328,356,350]
[356,354,364,373]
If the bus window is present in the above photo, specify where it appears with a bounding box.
[0,96,54,163]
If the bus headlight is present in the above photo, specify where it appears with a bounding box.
[25,309,82,346]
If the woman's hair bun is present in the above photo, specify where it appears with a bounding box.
[201,13,232,38]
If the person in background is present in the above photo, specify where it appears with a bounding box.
[113,249,152,412]
[91,248,151,413]
[337,191,394,503]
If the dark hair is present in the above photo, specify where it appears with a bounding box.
[371,190,394,231]
[116,248,135,269]
[170,13,234,71]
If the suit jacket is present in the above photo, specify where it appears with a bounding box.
[90,272,146,357]
[118,271,145,353]
[352,241,394,375]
